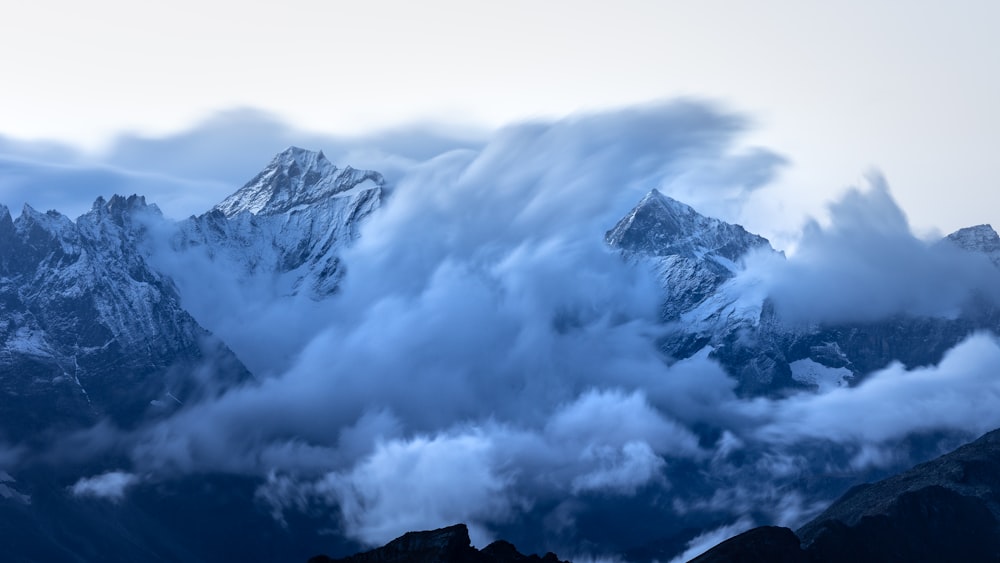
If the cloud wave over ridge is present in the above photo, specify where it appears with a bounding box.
[12,101,1000,559]
[124,102,787,550]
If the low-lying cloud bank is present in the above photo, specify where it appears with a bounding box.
[8,101,1000,558]
[752,332,1000,446]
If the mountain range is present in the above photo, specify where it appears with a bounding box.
[6,147,998,428]
[0,195,247,443]
[2,146,1000,561]
[607,188,1000,396]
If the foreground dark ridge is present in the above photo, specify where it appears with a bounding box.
[308,524,569,563]
[693,428,1000,562]
[305,428,1000,563]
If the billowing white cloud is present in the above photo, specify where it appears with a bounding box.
[317,431,515,548]
[751,332,1000,446]
[247,388,704,547]
[756,172,1000,324]
[8,102,1000,560]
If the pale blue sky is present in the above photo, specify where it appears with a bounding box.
[2,0,998,235]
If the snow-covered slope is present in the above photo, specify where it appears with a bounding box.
[606,190,798,393]
[0,196,248,438]
[607,189,775,321]
[174,147,383,298]
[214,146,382,217]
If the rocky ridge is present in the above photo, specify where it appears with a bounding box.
[308,524,569,563]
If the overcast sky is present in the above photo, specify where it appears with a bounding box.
[1,1,999,235]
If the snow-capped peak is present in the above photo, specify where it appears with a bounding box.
[945,224,1000,254]
[85,194,162,226]
[16,204,75,238]
[91,194,151,212]
[274,145,334,173]
[213,146,385,217]
[944,224,1000,268]
[606,189,771,262]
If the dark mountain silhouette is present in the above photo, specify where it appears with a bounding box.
[308,524,568,563]
[693,428,1000,562]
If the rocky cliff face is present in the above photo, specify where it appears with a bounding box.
[308,524,568,563]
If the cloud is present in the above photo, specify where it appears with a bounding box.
[0,153,227,220]
[316,430,514,548]
[659,146,787,223]
[121,105,1000,555]
[667,517,755,563]
[101,108,487,197]
[12,102,1000,560]
[751,331,1000,446]
[569,441,666,495]
[0,108,485,220]
[69,471,139,503]
[249,389,701,547]
[756,172,1000,324]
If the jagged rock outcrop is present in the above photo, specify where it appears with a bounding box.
[693,428,1000,562]
[308,524,569,563]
